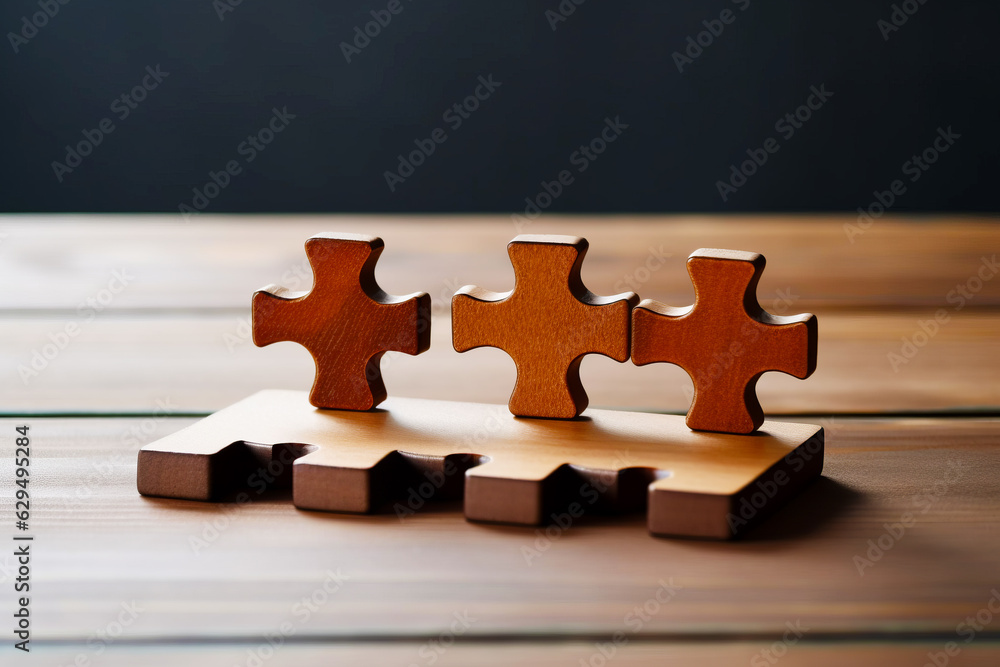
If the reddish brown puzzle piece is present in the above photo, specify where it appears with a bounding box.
[252,233,431,410]
[632,248,817,434]
[452,235,639,419]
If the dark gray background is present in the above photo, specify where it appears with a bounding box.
[1,0,994,213]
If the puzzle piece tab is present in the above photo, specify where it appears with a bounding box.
[136,390,824,539]
[452,235,639,419]
[632,249,817,434]
[252,233,431,410]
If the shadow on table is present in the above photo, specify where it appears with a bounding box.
[740,476,862,541]
[140,472,860,543]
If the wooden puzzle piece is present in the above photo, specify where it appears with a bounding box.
[632,249,817,434]
[252,233,431,410]
[452,235,639,419]
[136,390,824,539]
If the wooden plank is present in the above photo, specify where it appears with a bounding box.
[12,416,999,641]
[23,642,1000,666]
[3,312,998,414]
[1,215,998,311]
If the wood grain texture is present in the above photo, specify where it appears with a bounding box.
[11,416,1000,641]
[633,249,817,433]
[2,215,998,662]
[1,216,997,312]
[3,311,999,414]
[3,216,996,416]
[452,235,638,418]
[22,643,1000,666]
[251,233,431,409]
[136,390,823,539]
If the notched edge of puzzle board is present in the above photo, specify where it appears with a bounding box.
[137,427,300,502]
[136,391,824,540]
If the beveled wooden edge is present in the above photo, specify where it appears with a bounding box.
[510,234,585,247]
[308,231,381,246]
[137,392,825,540]
[136,449,215,501]
[648,426,825,539]
[690,247,764,265]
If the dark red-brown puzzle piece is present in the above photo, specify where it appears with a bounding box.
[252,233,431,410]
[631,248,817,434]
[452,235,639,419]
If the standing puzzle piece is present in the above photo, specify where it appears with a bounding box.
[632,249,817,434]
[137,390,824,539]
[252,233,431,410]
[452,235,639,418]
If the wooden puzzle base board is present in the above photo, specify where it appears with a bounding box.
[137,391,824,539]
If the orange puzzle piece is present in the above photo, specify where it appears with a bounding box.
[632,248,817,434]
[252,233,431,410]
[452,235,639,419]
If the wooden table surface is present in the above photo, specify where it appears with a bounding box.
[2,215,999,665]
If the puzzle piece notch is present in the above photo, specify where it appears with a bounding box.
[136,390,825,540]
[452,235,639,419]
[252,233,431,411]
[632,248,817,434]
